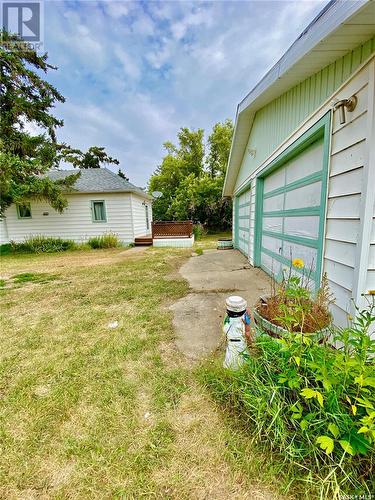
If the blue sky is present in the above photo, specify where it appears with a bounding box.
[44,0,325,187]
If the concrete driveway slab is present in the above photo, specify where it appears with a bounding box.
[172,249,271,360]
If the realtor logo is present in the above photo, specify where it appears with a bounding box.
[1,0,43,48]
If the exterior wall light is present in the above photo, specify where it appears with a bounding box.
[333,95,358,125]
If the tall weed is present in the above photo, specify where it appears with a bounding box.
[10,235,75,253]
[87,232,120,249]
[200,302,375,497]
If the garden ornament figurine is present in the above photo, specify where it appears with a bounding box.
[223,295,253,370]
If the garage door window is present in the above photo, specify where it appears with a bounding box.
[254,113,330,289]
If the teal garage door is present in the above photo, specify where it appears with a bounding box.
[255,116,330,288]
[236,188,251,257]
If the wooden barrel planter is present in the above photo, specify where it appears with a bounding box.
[217,238,233,250]
[253,299,331,342]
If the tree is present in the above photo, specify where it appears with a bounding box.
[0,31,118,216]
[148,119,233,229]
[63,146,119,169]
[149,127,205,221]
[207,118,234,177]
[117,168,129,181]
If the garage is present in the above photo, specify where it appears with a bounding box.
[235,188,251,257]
[254,119,330,289]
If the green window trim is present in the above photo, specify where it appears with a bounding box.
[239,201,251,208]
[254,112,331,288]
[263,206,321,217]
[239,226,250,232]
[17,203,32,219]
[262,230,318,249]
[91,200,107,223]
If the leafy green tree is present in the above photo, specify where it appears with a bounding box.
[0,31,118,216]
[149,127,205,220]
[149,119,233,228]
[207,118,234,177]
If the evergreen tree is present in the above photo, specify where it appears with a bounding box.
[0,31,118,216]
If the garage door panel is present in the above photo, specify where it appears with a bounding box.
[283,216,320,239]
[284,181,322,210]
[263,217,283,232]
[236,188,251,257]
[263,194,284,212]
[261,252,282,275]
[264,167,285,193]
[282,242,318,271]
[285,139,323,184]
[262,235,282,254]
[258,130,327,289]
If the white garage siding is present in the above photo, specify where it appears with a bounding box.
[3,193,134,244]
[233,58,375,327]
[131,194,153,238]
[323,60,374,326]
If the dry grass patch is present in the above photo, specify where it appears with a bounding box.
[1,243,283,499]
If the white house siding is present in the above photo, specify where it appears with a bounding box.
[3,193,134,244]
[0,218,9,244]
[232,57,375,327]
[131,194,152,238]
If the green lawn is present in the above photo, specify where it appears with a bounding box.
[0,241,286,499]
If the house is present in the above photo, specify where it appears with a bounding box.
[224,0,375,326]
[0,168,153,245]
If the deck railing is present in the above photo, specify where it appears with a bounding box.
[152,221,193,239]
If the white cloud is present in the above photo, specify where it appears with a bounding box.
[114,45,141,80]
[44,0,326,186]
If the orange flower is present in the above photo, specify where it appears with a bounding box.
[292,258,304,269]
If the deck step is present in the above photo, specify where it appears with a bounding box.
[134,237,153,246]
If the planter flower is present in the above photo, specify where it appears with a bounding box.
[254,259,333,339]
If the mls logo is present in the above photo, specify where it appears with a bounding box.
[2,1,42,42]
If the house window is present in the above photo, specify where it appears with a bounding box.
[17,203,32,219]
[91,200,107,222]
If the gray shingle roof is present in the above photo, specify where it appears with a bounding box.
[47,168,151,199]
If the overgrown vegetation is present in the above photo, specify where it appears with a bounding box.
[257,260,333,333]
[200,302,375,497]
[87,233,120,249]
[10,235,76,254]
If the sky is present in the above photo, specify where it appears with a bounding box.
[43,0,326,187]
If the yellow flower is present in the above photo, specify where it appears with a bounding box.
[292,258,304,269]
[347,315,353,321]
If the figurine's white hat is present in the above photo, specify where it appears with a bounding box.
[226,295,247,313]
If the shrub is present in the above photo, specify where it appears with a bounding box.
[87,232,120,249]
[193,223,206,241]
[200,302,375,497]
[0,244,11,255]
[10,235,76,253]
